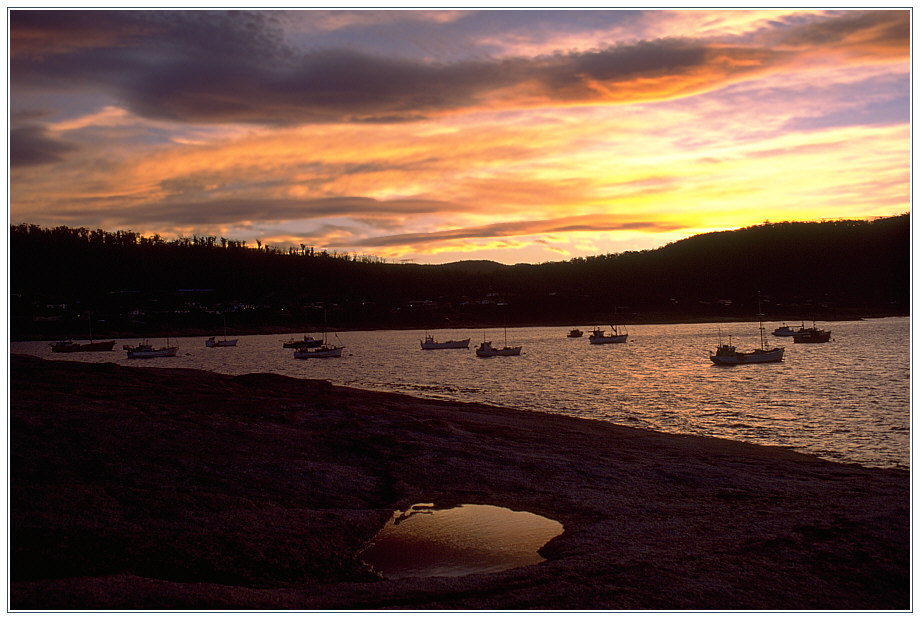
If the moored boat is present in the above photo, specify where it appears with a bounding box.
[772,323,806,337]
[588,326,628,344]
[293,343,344,358]
[710,303,784,365]
[294,308,343,358]
[475,341,523,357]
[49,339,116,353]
[283,336,323,348]
[792,322,832,343]
[126,341,179,359]
[206,317,238,347]
[48,312,115,352]
[475,327,522,357]
[709,338,785,365]
[205,336,238,347]
[421,335,470,350]
[567,328,583,338]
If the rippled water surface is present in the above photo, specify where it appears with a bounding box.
[14,317,909,469]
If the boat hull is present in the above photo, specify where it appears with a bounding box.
[588,326,628,344]
[293,346,344,359]
[588,335,628,344]
[283,338,323,348]
[50,340,116,353]
[475,345,522,357]
[127,347,179,359]
[710,347,785,365]
[421,338,470,350]
[793,331,831,343]
[205,339,238,347]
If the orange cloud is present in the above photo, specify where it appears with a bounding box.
[775,10,909,59]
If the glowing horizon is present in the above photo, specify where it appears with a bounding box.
[8,9,910,264]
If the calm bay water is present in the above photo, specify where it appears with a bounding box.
[13,316,910,469]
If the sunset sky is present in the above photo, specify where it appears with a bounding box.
[8,8,910,264]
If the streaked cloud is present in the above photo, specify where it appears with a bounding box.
[90,196,466,229]
[355,214,686,247]
[11,10,907,126]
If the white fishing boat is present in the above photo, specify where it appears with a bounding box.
[126,339,179,359]
[710,302,784,365]
[420,335,470,350]
[588,326,628,344]
[475,328,522,357]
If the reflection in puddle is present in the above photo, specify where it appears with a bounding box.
[358,503,564,579]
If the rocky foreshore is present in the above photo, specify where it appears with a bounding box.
[10,354,909,610]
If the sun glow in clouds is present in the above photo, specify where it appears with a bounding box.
[8,9,909,264]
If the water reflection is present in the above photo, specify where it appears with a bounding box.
[358,503,564,579]
[12,317,909,468]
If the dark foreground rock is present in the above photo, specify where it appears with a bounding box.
[10,354,909,610]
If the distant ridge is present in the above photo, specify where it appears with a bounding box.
[436,260,507,274]
[9,214,908,338]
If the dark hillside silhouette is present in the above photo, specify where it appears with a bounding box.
[9,215,908,338]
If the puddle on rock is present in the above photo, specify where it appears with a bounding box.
[357,503,564,579]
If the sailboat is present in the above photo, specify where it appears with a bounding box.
[475,327,522,357]
[294,306,344,359]
[49,312,116,352]
[50,338,117,353]
[205,316,238,347]
[710,300,784,365]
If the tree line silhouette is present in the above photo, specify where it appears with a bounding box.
[9,214,909,338]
